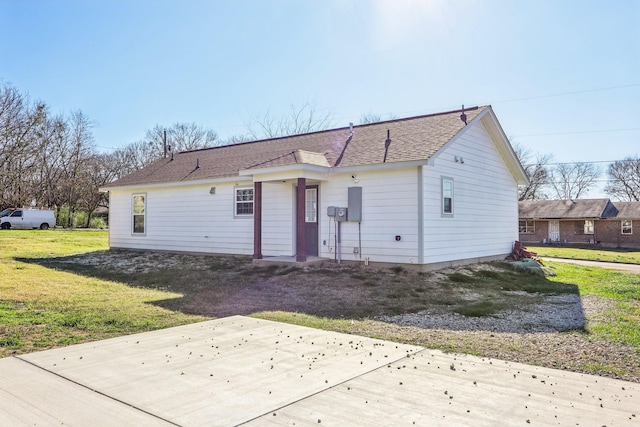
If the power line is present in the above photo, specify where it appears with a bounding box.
[523,159,636,167]
[514,127,640,138]
[94,82,640,151]
[490,83,640,105]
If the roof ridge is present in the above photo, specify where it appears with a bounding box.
[177,105,489,156]
[351,105,485,130]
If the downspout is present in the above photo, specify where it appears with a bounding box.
[337,220,342,264]
[417,166,424,265]
[333,217,337,263]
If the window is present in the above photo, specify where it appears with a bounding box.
[519,220,535,234]
[622,220,633,235]
[584,220,594,235]
[235,187,254,216]
[442,178,453,215]
[305,188,317,223]
[132,194,145,234]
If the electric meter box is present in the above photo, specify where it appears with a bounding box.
[327,206,337,217]
[336,207,348,222]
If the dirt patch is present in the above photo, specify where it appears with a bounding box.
[45,250,580,326]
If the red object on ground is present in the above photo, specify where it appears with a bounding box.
[506,241,544,265]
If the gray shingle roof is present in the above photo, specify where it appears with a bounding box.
[518,199,616,219]
[611,202,640,219]
[104,107,487,188]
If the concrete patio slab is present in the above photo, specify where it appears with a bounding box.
[15,316,420,426]
[0,357,172,426]
[253,349,639,426]
[1,316,638,426]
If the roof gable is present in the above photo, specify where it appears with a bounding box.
[611,202,640,219]
[334,107,485,167]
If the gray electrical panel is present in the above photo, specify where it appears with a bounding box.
[348,187,362,222]
[327,206,337,217]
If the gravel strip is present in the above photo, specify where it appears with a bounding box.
[378,293,586,333]
[372,294,640,383]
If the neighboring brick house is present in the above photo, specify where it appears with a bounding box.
[518,199,640,248]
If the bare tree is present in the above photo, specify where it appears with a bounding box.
[605,156,640,201]
[114,122,220,175]
[359,113,397,124]
[106,146,141,179]
[246,101,333,139]
[551,162,601,200]
[0,82,46,208]
[119,139,162,171]
[512,143,553,200]
[78,153,116,227]
[31,113,68,209]
[0,83,114,227]
[221,134,255,145]
[360,113,382,124]
[59,111,95,226]
[146,122,218,153]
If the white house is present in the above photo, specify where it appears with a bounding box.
[101,106,528,270]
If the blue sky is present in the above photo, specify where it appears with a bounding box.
[1,0,639,196]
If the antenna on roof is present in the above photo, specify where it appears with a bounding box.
[195,158,200,169]
[460,105,467,125]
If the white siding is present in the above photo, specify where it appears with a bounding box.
[421,120,518,263]
[108,181,297,257]
[262,182,295,256]
[319,168,420,264]
[107,119,519,266]
[109,182,255,255]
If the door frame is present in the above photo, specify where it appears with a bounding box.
[549,220,560,242]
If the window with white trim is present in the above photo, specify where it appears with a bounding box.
[442,178,453,215]
[132,194,146,234]
[519,220,535,234]
[584,220,594,235]
[235,187,254,216]
[305,188,317,223]
[622,220,632,235]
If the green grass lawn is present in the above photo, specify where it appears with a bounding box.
[1,231,638,381]
[0,230,208,356]
[528,245,640,264]
[546,262,640,349]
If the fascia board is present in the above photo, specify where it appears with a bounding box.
[241,160,428,180]
[99,175,247,192]
[239,164,330,182]
[480,109,529,185]
[330,159,428,174]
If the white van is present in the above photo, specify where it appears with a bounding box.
[0,209,56,230]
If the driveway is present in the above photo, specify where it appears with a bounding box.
[0,316,637,426]
[545,257,640,273]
